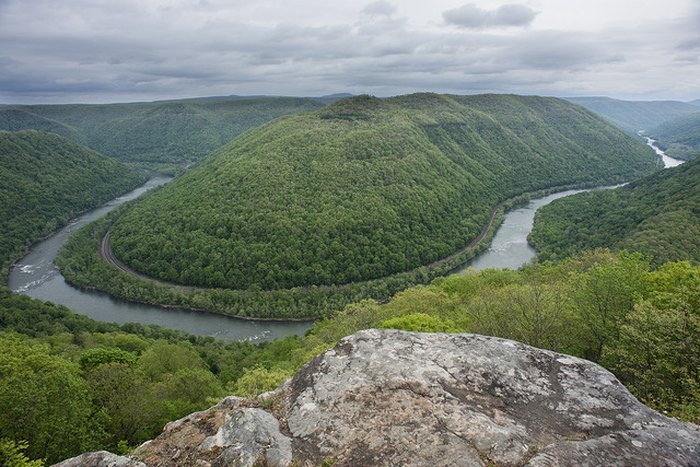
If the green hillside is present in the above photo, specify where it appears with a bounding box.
[1,97,325,171]
[529,158,700,265]
[649,112,700,160]
[106,93,656,294]
[0,108,85,143]
[0,130,147,279]
[566,96,698,132]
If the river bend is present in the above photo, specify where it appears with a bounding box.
[9,139,682,340]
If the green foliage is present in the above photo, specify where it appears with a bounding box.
[603,261,700,420]
[320,251,700,421]
[0,130,147,281]
[530,157,700,265]
[0,334,102,464]
[1,97,325,169]
[0,108,85,143]
[79,94,655,316]
[380,313,461,333]
[79,347,137,372]
[138,341,207,380]
[0,286,203,341]
[649,111,700,160]
[2,249,700,463]
[56,200,502,319]
[231,366,292,398]
[85,362,159,448]
[0,438,44,467]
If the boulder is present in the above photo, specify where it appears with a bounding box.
[53,451,145,467]
[56,329,700,466]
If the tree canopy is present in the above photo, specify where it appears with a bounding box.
[0,130,146,281]
[107,94,657,292]
[529,157,700,265]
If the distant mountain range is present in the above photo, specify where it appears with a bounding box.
[0,96,328,172]
[565,96,699,132]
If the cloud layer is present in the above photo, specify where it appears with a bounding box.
[0,0,698,103]
[443,3,537,29]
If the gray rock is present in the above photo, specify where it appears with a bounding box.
[286,329,700,466]
[52,451,145,467]
[59,330,700,466]
[199,407,292,466]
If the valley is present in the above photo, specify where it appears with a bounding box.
[1,92,698,466]
[53,93,658,319]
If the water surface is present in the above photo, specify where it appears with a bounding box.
[8,177,312,341]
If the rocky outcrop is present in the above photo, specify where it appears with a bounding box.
[53,451,145,467]
[56,329,700,466]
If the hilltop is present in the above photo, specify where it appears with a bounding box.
[529,157,700,264]
[0,130,147,279]
[97,94,656,302]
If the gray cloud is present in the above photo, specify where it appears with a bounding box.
[0,0,697,103]
[362,1,397,17]
[443,3,537,29]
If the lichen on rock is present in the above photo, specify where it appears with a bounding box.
[54,329,700,466]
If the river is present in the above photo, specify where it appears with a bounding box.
[451,188,594,273]
[453,137,684,272]
[8,177,313,341]
[642,136,684,168]
[9,139,682,341]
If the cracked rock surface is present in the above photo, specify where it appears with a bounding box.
[54,329,700,466]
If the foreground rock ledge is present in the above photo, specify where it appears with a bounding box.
[55,329,700,466]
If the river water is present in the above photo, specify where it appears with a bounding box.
[453,137,684,272]
[9,139,682,341]
[451,188,593,273]
[8,177,312,341]
[643,136,684,168]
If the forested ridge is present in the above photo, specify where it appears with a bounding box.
[105,94,657,295]
[565,96,699,132]
[529,157,700,264]
[0,130,147,281]
[3,250,699,464]
[0,97,325,172]
[649,111,700,160]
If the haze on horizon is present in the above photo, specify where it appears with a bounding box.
[1,0,698,104]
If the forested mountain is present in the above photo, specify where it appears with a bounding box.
[0,108,85,143]
[105,93,656,294]
[566,96,698,132]
[649,111,700,160]
[0,97,325,172]
[0,130,147,279]
[529,157,700,264]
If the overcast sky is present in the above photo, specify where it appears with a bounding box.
[1,0,698,103]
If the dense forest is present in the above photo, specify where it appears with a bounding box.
[3,250,699,464]
[103,94,656,298]
[0,130,147,282]
[649,111,700,160]
[566,96,699,132]
[0,97,326,172]
[0,109,86,143]
[529,157,700,265]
